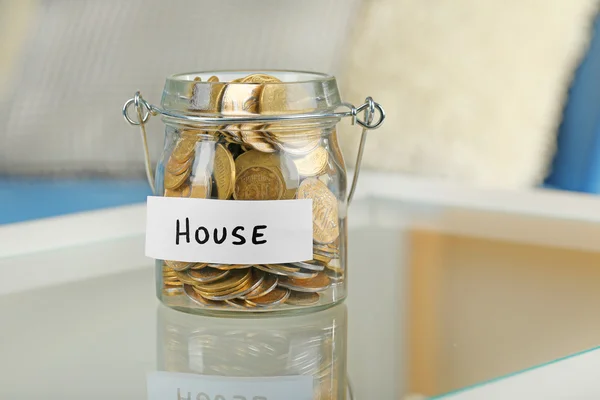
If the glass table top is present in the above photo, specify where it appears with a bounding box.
[1,198,600,399]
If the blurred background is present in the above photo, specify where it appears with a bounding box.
[2,1,600,399]
[1,0,600,219]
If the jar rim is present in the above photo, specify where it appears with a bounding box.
[167,69,336,85]
[161,69,343,119]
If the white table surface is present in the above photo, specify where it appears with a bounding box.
[2,193,600,399]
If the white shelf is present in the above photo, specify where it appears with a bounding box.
[354,171,600,223]
[353,171,600,254]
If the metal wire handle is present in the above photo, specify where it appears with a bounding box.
[122,91,385,203]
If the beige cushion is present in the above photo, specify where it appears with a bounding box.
[339,0,599,188]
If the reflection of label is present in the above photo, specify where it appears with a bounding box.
[147,371,314,400]
[145,197,313,264]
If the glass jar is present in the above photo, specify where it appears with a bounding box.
[123,70,384,315]
[155,302,348,400]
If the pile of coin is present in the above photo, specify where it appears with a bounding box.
[160,73,345,310]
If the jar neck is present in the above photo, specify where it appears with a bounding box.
[163,118,340,135]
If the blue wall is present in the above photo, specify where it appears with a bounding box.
[545,13,600,193]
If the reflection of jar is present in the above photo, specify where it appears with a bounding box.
[157,303,348,400]
[123,71,384,314]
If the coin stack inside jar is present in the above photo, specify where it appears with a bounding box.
[160,73,345,311]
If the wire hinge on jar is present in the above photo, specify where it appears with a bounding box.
[123,91,385,204]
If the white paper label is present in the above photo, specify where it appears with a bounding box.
[147,371,314,400]
[145,197,313,264]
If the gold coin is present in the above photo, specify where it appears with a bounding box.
[213,144,235,199]
[312,253,332,264]
[254,264,290,277]
[174,270,200,285]
[235,150,276,175]
[183,284,224,307]
[238,125,276,154]
[245,287,290,307]
[285,291,320,306]
[166,154,193,176]
[241,274,278,300]
[240,130,266,145]
[198,270,264,301]
[234,166,284,200]
[193,269,251,292]
[267,264,300,273]
[195,277,252,300]
[260,84,287,114]
[164,280,183,287]
[187,268,230,284]
[239,74,286,115]
[223,125,243,143]
[314,242,337,253]
[162,268,178,275]
[313,249,338,260]
[164,168,191,190]
[248,138,278,153]
[189,263,208,270]
[253,264,284,276]
[313,243,338,254]
[211,264,252,271]
[164,260,194,271]
[297,178,339,244]
[171,138,197,163]
[240,73,282,84]
[221,83,261,114]
[234,150,298,198]
[293,147,328,176]
[164,183,191,198]
[207,75,219,83]
[278,272,331,293]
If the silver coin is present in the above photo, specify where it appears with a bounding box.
[312,248,339,258]
[286,269,319,280]
[224,298,248,309]
[164,260,194,271]
[240,275,279,300]
[290,261,325,272]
